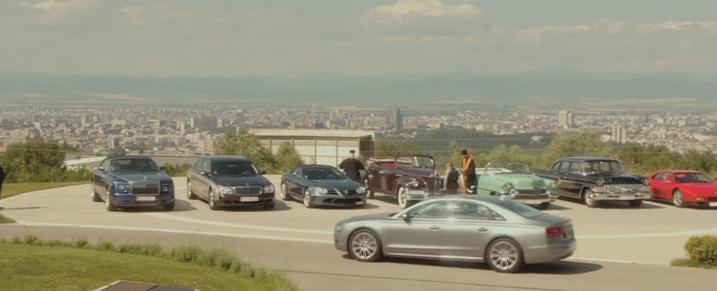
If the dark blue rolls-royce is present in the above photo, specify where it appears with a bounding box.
[92,156,175,211]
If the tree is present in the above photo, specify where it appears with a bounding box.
[1,139,90,183]
[374,141,422,157]
[541,132,614,168]
[213,131,277,172]
[274,143,303,173]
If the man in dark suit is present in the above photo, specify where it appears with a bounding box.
[339,150,365,182]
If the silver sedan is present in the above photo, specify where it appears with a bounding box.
[334,195,576,273]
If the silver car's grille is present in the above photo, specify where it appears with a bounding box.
[132,182,160,195]
[234,186,262,195]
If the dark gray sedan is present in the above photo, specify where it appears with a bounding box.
[280,165,367,208]
[334,195,576,273]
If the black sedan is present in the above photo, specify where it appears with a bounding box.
[187,156,275,210]
[92,156,175,211]
[280,165,367,208]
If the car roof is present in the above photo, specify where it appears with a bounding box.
[559,156,619,162]
[108,155,153,160]
[298,164,337,169]
[204,155,251,162]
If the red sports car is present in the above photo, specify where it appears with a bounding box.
[649,170,717,208]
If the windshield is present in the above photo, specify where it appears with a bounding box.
[498,200,543,218]
[675,173,713,184]
[110,159,159,172]
[396,156,434,168]
[212,160,259,177]
[485,161,530,174]
[303,167,346,180]
[582,160,623,174]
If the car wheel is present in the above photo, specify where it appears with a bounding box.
[672,190,685,208]
[263,201,275,210]
[537,202,550,210]
[628,200,642,208]
[583,189,599,208]
[280,183,291,201]
[348,229,382,262]
[105,190,116,212]
[397,187,408,209]
[163,201,175,211]
[208,188,221,210]
[187,181,197,200]
[303,190,314,208]
[91,186,101,202]
[364,180,375,199]
[486,238,524,273]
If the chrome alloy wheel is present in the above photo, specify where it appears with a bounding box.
[397,187,408,209]
[351,232,378,260]
[673,190,684,207]
[303,190,313,208]
[280,183,289,200]
[489,241,519,272]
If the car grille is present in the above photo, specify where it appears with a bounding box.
[327,189,357,195]
[234,186,262,195]
[132,182,159,195]
[604,184,643,194]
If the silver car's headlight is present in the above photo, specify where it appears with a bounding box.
[356,186,367,194]
[335,224,344,232]
[309,186,328,196]
[218,185,234,196]
[262,184,275,193]
[116,183,130,194]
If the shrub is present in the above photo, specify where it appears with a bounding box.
[171,245,203,263]
[685,236,717,265]
[97,241,116,252]
[22,235,39,245]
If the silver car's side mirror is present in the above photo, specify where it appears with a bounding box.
[399,213,412,222]
[97,167,106,173]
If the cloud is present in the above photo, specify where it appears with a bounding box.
[119,5,192,27]
[22,0,97,14]
[512,20,717,42]
[365,0,480,23]
[636,20,717,32]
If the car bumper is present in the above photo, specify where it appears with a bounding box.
[334,230,349,252]
[111,194,174,208]
[524,240,577,264]
[590,191,651,201]
[217,193,274,206]
[308,195,367,207]
[405,189,433,202]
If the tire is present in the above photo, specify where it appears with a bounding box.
[91,186,101,202]
[397,187,408,209]
[263,201,275,210]
[187,181,197,200]
[486,238,524,273]
[348,229,382,262]
[583,189,599,208]
[279,182,291,201]
[105,190,116,212]
[303,190,314,208]
[537,202,550,210]
[163,201,175,211]
[672,190,685,208]
[628,200,643,208]
[208,188,221,210]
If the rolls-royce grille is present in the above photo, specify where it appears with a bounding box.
[234,186,262,195]
[133,183,159,195]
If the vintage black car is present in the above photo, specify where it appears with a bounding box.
[187,156,275,210]
[535,157,650,208]
[364,155,441,209]
[280,165,367,208]
[92,156,175,211]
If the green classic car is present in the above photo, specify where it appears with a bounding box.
[475,161,557,209]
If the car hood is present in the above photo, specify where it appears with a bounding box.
[338,213,395,225]
[213,175,270,187]
[586,173,644,183]
[485,174,547,190]
[110,172,170,183]
[679,183,717,195]
[309,179,362,190]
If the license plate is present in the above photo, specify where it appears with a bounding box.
[240,196,260,202]
[355,201,364,205]
[709,202,717,207]
[136,196,155,202]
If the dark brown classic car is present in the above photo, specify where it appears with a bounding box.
[364,155,442,209]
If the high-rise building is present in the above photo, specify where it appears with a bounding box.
[612,124,627,144]
[557,110,574,129]
[392,108,403,130]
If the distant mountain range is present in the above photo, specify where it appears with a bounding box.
[0,70,714,108]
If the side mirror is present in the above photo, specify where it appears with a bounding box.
[200,171,211,177]
[97,167,106,173]
[399,213,412,222]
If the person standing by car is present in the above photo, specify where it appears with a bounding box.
[444,162,459,192]
[339,150,365,182]
[461,149,477,193]
[0,165,5,200]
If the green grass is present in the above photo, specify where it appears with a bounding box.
[671,258,717,270]
[1,181,87,199]
[0,214,15,224]
[0,236,297,291]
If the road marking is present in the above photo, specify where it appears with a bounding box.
[142,213,333,235]
[15,222,334,245]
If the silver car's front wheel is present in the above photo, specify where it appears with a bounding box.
[397,187,408,209]
[349,230,382,262]
[486,238,524,273]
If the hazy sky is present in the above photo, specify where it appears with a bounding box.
[1,0,715,77]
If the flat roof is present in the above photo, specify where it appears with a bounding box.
[250,129,375,139]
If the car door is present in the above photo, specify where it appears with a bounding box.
[287,168,306,197]
[192,158,211,199]
[383,200,448,257]
[94,158,110,197]
[558,162,584,198]
[652,173,673,199]
[188,158,203,198]
[440,200,499,259]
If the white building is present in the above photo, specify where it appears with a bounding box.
[558,110,574,129]
[250,129,375,166]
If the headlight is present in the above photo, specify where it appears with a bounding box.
[509,189,519,198]
[218,185,234,196]
[116,183,130,194]
[356,186,367,194]
[596,178,606,187]
[309,186,328,196]
[408,178,420,188]
[335,224,344,232]
[161,184,171,193]
[262,184,275,193]
[501,183,514,193]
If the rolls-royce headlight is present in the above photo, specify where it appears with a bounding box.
[218,185,234,196]
[309,186,328,196]
[356,186,367,194]
[501,183,514,193]
[262,184,275,193]
[161,184,171,193]
[116,183,130,194]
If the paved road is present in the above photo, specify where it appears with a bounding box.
[1,176,717,291]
